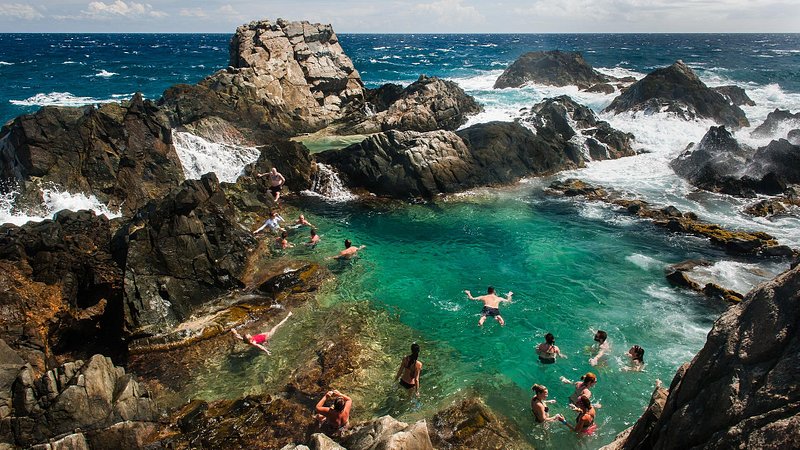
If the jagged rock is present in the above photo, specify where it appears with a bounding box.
[712,85,755,107]
[114,173,256,340]
[342,416,434,450]
[745,198,787,217]
[788,129,800,146]
[521,95,635,160]
[600,382,670,450]
[751,109,800,139]
[586,83,615,94]
[611,264,800,449]
[364,83,406,113]
[493,50,609,90]
[0,211,125,370]
[428,398,527,450]
[0,94,184,216]
[160,19,364,139]
[548,178,607,199]
[604,61,749,128]
[671,126,800,196]
[338,76,482,135]
[4,355,157,448]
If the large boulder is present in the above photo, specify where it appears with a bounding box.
[337,75,482,135]
[428,398,528,450]
[0,94,184,216]
[493,50,609,90]
[751,109,800,139]
[604,61,749,128]
[610,264,800,449]
[671,126,800,196]
[0,211,125,371]
[3,354,157,448]
[160,19,365,140]
[114,173,256,340]
[342,416,434,450]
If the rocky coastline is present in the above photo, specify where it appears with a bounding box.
[0,17,798,450]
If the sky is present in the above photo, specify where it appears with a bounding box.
[0,0,797,33]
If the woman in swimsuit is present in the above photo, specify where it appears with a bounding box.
[622,345,645,371]
[560,372,600,408]
[530,384,560,423]
[394,343,422,397]
[536,333,564,364]
[558,395,597,435]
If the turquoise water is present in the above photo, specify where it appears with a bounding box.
[288,183,728,449]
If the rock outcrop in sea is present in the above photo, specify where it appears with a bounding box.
[671,125,800,196]
[750,108,800,139]
[318,96,635,198]
[602,263,800,450]
[493,50,612,90]
[604,61,750,128]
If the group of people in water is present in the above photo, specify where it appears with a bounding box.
[232,171,649,437]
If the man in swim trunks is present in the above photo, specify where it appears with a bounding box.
[230,311,292,355]
[257,167,286,202]
[464,286,513,326]
[332,239,365,260]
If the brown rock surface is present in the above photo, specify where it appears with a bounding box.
[428,398,530,450]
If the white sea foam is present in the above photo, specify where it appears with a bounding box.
[0,61,14,66]
[687,260,786,296]
[9,92,119,107]
[172,131,261,183]
[626,253,663,271]
[0,188,120,227]
[94,69,118,77]
[595,66,645,80]
[303,163,356,202]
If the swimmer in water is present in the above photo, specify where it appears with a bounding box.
[589,330,610,366]
[464,286,513,326]
[536,333,565,364]
[230,312,292,355]
[621,345,645,371]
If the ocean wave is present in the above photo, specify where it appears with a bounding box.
[172,130,261,183]
[0,61,14,66]
[9,92,121,107]
[94,69,118,77]
[595,66,645,80]
[0,188,120,227]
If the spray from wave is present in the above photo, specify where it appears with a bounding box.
[172,131,261,183]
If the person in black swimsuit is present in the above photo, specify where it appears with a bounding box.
[536,333,565,364]
[395,342,422,397]
[531,384,561,423]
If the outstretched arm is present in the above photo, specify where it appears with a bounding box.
[250,342,272,355]
[464,290,475,300]
[504,291,514,302]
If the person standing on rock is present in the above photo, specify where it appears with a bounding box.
[315,389,352,434]
[332,239,365,260]
[395,342,422,397]
[230,311,292,355]
[257,167,286,203]
[464,286,512,326]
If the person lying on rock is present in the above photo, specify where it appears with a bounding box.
[589,329,610,366]
[256,167,286,202]
[332,239,365,260]
[254,210,285,235]
[230,312,292,355]
[315,389,352,434]
[464,286,512,326]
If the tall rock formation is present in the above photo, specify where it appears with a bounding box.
[604,61,749,128]
[605,264,800,449]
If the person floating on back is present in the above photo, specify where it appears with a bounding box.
[230,311,292,355]
[536,332,565,364]
[332,239,366,260]
[395,342,423,397]
[315,389,352,435]
[464,286,513,326]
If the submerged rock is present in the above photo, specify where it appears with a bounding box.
[493,50,609,90]
[429,398,529,450]
[115,173,256,340]
[610,264,800,449]
[604,61,749,128]
[2,353,157,448]
[0,94,184,216]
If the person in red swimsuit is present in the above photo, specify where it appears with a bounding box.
[230,311,292,355]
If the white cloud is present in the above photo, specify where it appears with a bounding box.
[0,3,44,20]
[415,0,484,24]
[83,0,167,19]
[179,7,207,18]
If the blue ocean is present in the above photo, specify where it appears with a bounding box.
[2,32,800,449]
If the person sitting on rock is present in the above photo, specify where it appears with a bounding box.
[315,389,352,434]
[332,239,365,260]
[306,228,321,247]
[530,384,559,423]
[536,333,565,364]
[621,345,645,371]
[464,286,513,326]
[589,330,610,366]
[557,394,597,435]
[275,230,293,250]
[395,342,422,397]
[254,210,285,235]
[257,167,286,202]
[230,312,292,355]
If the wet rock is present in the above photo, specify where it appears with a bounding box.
[664,260,709,291]
[3,355,157,448]
[428,398,527,450]
[611,264,800,449]
[493,50,609,90]
[600,382,669,450]
[788,129,800,146]
[712,85,755,107]
[744,198,787,217]
[342,416,434,450]
[586,83,615,94]
[0,94,184,216]
[548,179,607,199]
[160,19,364,139]
[702,283,744,303]
[604,61,749,128]
[114,173,256,340]
[750,109,800,139]
[339,75,482,135]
